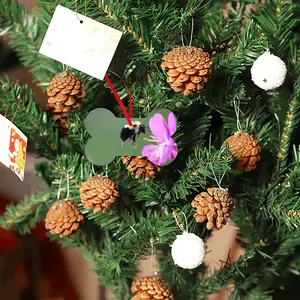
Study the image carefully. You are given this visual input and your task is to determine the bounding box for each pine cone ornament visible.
[122,156,161,181]
[192,188,234,230]
[223,131,261,172]
[46,72,86,124]
[131,276,174,300]
[45,200,84,238]
[80,176,120,213]
[161,46,212,96]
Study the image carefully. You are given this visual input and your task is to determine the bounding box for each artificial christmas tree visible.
[0,1,300,299]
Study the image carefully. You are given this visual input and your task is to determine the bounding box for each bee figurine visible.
[120,121,146,145]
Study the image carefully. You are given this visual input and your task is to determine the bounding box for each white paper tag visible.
[39,5,123,80]
[0,115,27,181]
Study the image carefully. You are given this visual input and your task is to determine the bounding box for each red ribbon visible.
[104,70,133,126]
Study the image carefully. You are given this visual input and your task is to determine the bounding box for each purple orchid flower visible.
[142,112,178,166]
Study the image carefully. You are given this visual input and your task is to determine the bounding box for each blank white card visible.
[39,5,123,80]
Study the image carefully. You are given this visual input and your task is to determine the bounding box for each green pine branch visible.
[0,1,299,299]
[254,1,300,56]
[194,235,300,299]
[276,78,300,172]
[91,0,153,53]
[0,0,109,96]
[0,79,60,158]
[49,229,136,299]
[0,0,61,82]
[259,146,300,230]
[213,20,268,76]
[0,192,52,234]
[195,1,244,51]
[194,247,262,299]
[171,147,234,200]
[51,204,203,300]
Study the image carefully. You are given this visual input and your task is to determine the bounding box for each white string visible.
[63,64,69,73]
[174,213,184,231]
[180,16,185,47]
[233,99,242,131]
[182,211,188,232]
[189,17,194,47]
[219,169,227,186]
[91,163,96,176]
[181,16,194,47]
[150,238,160,279]
[211,165,227,192]
[210,163,222,190]
[57,176,63,200]
[66,174,70,200]
[105,165,108,177]
[174,211,189,232]
[150,238,155,275]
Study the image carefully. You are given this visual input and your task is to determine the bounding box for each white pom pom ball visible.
[251,51,287,90]
[171,231,205,269]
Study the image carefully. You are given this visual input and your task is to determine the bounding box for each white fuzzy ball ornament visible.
[251,51,287,90]
[171,231,205,269]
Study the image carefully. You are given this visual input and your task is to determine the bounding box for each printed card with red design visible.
[0,114,27,181]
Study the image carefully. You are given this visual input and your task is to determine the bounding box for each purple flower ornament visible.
[142,112,178,166]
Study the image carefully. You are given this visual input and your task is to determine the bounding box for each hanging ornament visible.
[131,276,174,300]
[223,131,261,172]
[171,212,205,269]
[192,187,234,230]
[80,175,120,213]
[161,46,212,96]
[251,51,287,90]
[122,156,161,181]
[45,200,84,238]
[171,231,205,269]
[46,72,86,128]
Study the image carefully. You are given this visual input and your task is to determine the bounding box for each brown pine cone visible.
[122,156,160,181]
[45,200,84,238]
[223,131,261,172]
[46,72,86,126]
[161,46,212,96]
[192,188,234,230]
[80,176,120,213]
[131,276,174,300]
